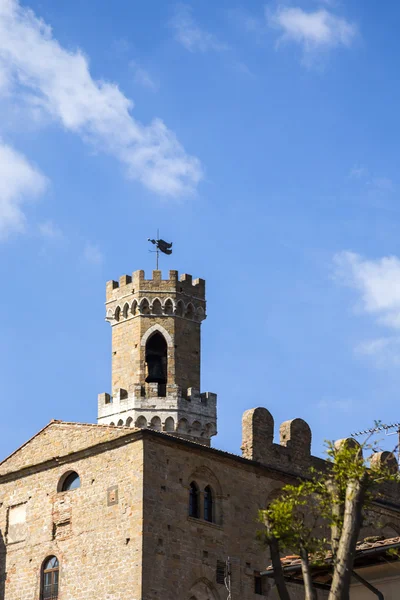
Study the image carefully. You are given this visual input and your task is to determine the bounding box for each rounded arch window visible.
[58,471,80,492]
[41,555,59,599]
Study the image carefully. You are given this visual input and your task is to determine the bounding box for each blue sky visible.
[1,0,400,460]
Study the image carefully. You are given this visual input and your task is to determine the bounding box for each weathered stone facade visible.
[1,414,399,599]
[0,266,400,599]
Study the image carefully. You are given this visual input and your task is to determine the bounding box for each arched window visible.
[59,471,80,492]
[185,303,195,319]
[164,298,174,315]
[175,300,184,317]
[145,332,167,385]
[140,298,150,315]
[135,415,147,428]
[150,416,162,431]
[189,481,199,518]
[41,556,59,599]
[164,416,175,432]
[152,298,162,315]
[204,486,213,522]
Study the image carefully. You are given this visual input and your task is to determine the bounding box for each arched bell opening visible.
[145,332,167,389]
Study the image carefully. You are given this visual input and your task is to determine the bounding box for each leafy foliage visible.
[258,433,400,599]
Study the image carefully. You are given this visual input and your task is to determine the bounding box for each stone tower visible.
[97,269,217,445]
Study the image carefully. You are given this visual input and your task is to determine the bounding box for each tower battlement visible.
[98,386,217,445]
[106,270,205,302]
[99,265,216,445]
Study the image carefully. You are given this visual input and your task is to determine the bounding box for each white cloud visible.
[334,251,400,367]
[268,6,356,59]
[0,0,202,197]
[38,220,63,240]
[334,252,400,329]
[0,141,47,238]
[355,337,400,368]
[83,242,103,266]
[171,4,228,53]
[130,61,158,92]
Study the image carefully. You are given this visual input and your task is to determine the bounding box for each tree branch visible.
[300,545,317,600]
[326,478,343,560]
[328,477,366,600]
[268,535,292,600]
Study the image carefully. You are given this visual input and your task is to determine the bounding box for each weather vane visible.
[148,230,173,269]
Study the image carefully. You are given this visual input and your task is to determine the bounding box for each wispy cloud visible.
[349,165,368,180]
[334,251,400,366]
[317,398,354,414]
[83,242,103,266]
[38,220,63,240]
[267,6,356,64]
[349,166,394,193]
[0,141,48,238]
[334,252,400,329]
[130,61,159,91]
[171,4,228,53]
[355,337,400,368]
[0,0,202,198]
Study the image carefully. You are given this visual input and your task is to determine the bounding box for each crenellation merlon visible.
[106,269,205,301]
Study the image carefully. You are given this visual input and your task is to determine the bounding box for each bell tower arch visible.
[97,269,217,446]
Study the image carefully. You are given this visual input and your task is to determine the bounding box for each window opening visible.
[204,486,213,523]
[61,472,80,492]
[41,556,59,600]
[145,332,167,385]
[254,575,263,595]
[216,560,226,585]
[189,481,199,518]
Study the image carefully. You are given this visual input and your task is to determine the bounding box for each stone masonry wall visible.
[141,432,328,600]
[0,431,144,600]
[106,270,206,394]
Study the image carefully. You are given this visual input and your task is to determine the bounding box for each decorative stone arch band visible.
[140,324,173,348]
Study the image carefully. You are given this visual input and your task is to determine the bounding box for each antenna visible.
[351,422,400,465]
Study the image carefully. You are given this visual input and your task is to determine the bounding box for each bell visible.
[145,355,166,384]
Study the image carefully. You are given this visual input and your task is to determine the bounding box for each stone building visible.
[0,268,399,600]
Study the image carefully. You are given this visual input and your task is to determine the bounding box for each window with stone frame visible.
[41,556,59,599]
[58,471,80,492]
[204,485,214,523]
[189,481,200,518]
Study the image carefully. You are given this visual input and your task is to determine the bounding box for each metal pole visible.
[156,229,159,270]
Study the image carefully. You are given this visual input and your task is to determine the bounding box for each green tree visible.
[258,437,399,600]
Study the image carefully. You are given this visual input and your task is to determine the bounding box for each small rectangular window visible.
[254,575,263,595]
[216,561,226,585]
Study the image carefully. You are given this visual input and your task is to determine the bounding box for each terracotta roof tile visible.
[266,536,400,571]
